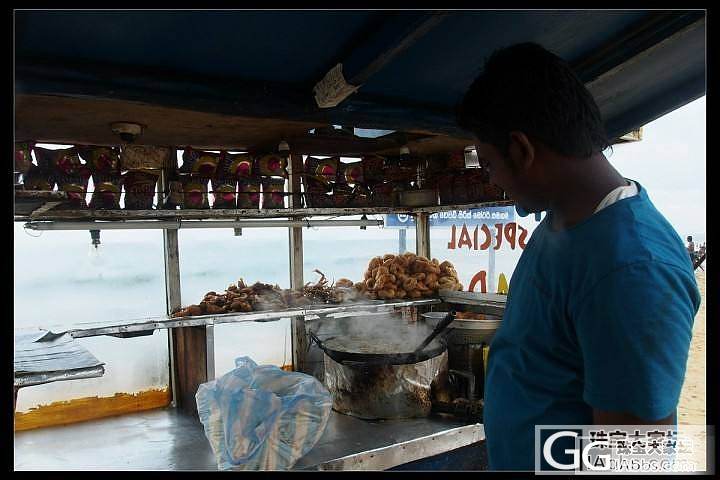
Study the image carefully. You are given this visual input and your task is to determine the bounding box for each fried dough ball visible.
[402,277,418,291]
[425,264,441,275]
[382,254,396,262]
[364,269,373,280]
[187,305,203,316]
[413,272,426,281]
[389,263,405,276]
[416,281,430,292]
[375,266,390,277]
[336,278,354,288]
[425,273,439,285]
[377,288,396,299]
[408,289,423,299]
[395,289,407,299]
[402,252,417,262]
[365,277,376,290]
[432,258,440,266]
[354,282,367,292]
[365,291,378,300]
[369,256,383,270]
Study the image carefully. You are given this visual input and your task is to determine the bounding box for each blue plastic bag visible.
[196,356,333,470]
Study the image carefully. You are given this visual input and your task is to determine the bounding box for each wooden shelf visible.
[17,200,514,222]
[40,298,442,338]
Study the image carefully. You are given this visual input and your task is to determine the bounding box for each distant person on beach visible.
[687,235,696,260]
[457,42,701,471]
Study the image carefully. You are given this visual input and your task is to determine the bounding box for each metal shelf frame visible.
[56,298,442,339]
[15,200,514,222]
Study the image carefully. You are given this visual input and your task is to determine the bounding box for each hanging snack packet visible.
[261,177,286,209]
[361,155,384,184]
[332,183,353,208]
[302,174,332,208]
[340,160,364,185]
[464,169,485,203]
[56,164,91,208]
[237,179,261,209]
[120,145,170,171]
[80,146,122,209]
[182,176,210,209]
[223,152,254,180]
[163,178,184,209]
[23,163,54,191]
[79,146,120,178]
[180,147,220,178]
[123,169,159,210]
[15,142,33,175]
[372,182,394,207]
[257,154,288,178]
[89,180,121,209]
[452,171,471,204]
[35,147,80,182]
[350,184,371,207]
[211,179,237,209]
[305,156,338,182]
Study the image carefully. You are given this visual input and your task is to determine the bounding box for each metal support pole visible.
[399,228,407,254]
[415,212,431,258]
[162,148,210,416]
[287,154,307,373]
[160,164,179,409]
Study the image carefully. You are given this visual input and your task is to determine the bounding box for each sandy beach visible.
[678,269,706,426]
[677,269,707,471]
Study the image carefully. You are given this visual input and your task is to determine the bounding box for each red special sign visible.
[447,222,528,251]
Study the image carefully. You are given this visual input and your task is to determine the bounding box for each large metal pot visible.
[308,314,449,420]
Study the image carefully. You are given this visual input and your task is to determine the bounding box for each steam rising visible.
[309,312,441,355]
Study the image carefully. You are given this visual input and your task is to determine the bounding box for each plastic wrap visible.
[196,356,333,471]
[323,351,448,420]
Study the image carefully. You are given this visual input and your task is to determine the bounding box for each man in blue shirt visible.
[456,43,701,470]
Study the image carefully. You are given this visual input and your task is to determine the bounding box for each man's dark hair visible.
[457,42,610,158]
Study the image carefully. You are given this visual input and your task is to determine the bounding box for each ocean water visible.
[13,219,536,410]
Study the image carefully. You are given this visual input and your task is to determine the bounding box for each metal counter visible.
[14,407,484,471]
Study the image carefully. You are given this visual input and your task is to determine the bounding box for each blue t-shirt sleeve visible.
[573,260,700,421]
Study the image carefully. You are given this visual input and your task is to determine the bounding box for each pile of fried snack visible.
[171,271,356,318]
[171,255,462,317]
[352,253,462,300]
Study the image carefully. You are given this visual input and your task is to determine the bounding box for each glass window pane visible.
[178,228,291,374]
[14,224,169,413]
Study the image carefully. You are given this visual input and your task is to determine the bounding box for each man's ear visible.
[507,131,535,172]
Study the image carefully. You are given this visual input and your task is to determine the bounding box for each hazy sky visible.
[604,96,706,241]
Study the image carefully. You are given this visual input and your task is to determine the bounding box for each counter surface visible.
[14,407,484,470]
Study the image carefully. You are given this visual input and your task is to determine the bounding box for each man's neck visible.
[547,153,627,230]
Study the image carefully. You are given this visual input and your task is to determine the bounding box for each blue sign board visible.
[385,206,516,228]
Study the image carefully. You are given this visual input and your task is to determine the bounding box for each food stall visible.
[13,10,705,471]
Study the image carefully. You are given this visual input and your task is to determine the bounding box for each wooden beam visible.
[15,60,465,138]
[170,326,208,417]
[287,154,307,373]
[572,11,705,83]
[313,12,450,107]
